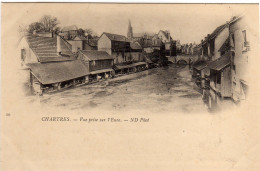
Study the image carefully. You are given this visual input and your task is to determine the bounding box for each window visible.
[242,30,247,43]
[216,73,221,84]
[21,49,26,62]
[242,30,250,51]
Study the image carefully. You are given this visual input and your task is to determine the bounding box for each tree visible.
[28,22,44,33]
[40,15,60,32]
[84,28,93,36]
[27,15,60,33]
[78,28,85,36]
[84,28,99,39]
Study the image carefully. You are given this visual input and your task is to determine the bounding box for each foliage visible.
[27,15,60,33]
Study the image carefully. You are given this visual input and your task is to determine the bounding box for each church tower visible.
[127,20,133,40]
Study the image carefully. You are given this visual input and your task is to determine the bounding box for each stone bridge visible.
[166,55,198,65]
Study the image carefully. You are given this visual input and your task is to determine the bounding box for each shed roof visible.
[79,50,114,61]
[208,52,231,71]
[27,60,89,84]
[193,62,208,71]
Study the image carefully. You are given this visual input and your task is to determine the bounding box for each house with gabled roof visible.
[208,22,229,60]
[60,25,78,40]
[158,30,172,43]
[18,33,75,66]
[98,32,131,64]
[18,32,90,94]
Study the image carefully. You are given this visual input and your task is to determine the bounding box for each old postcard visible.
[1,3,260,170]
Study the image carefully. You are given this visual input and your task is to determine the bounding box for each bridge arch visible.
[177,59,188,65]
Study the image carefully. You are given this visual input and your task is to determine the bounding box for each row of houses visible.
[180,43,199,56]
[192,15,251,105]
[18,21,176,95]
[127,20,177,57]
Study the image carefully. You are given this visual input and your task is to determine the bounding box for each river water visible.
[31,64,212,113]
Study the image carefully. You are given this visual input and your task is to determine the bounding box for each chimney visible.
[57,35,61,55]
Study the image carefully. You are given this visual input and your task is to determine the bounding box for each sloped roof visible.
[208,52,231,71]
[158,30,173,41]
[209,23,227,40]
[130,42,142,50]
[27,60,89,84]
[79,50,114,61]
[194,62,208,71]
[61,25,78,32]
[90,69,113,75]
[102,32,129,42]
[26,34,75,63]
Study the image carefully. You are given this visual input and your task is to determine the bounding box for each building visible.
[208,52,231,98]
[158,30,172,43]
[59,25,79,40]
[130,41,144,62]
[127,20,154,41]
[27,60,90,94]
[176,40,182,54]
[18,33,75,65]
[98,32,147,74]
[67,35,88,53]
[208,23,229,60]
[17,32,87,94]
[207,22,231,98]
[98,32,130,64]
[84,39,98,50]
[229,16,251,102]
[78,50,114,81]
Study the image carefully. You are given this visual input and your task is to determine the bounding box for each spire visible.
[127,19,133,40]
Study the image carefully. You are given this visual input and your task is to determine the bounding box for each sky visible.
[4,3,259,44]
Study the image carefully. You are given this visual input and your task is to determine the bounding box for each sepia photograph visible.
[1,2,260,171]
[5,3,258,113]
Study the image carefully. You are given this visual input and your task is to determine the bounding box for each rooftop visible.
[61,25,78,32]
[79,50,114,61]
[26,34,75,63]
[102,32,130,42]
[208,52,231,71]
[27,60,89,84]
